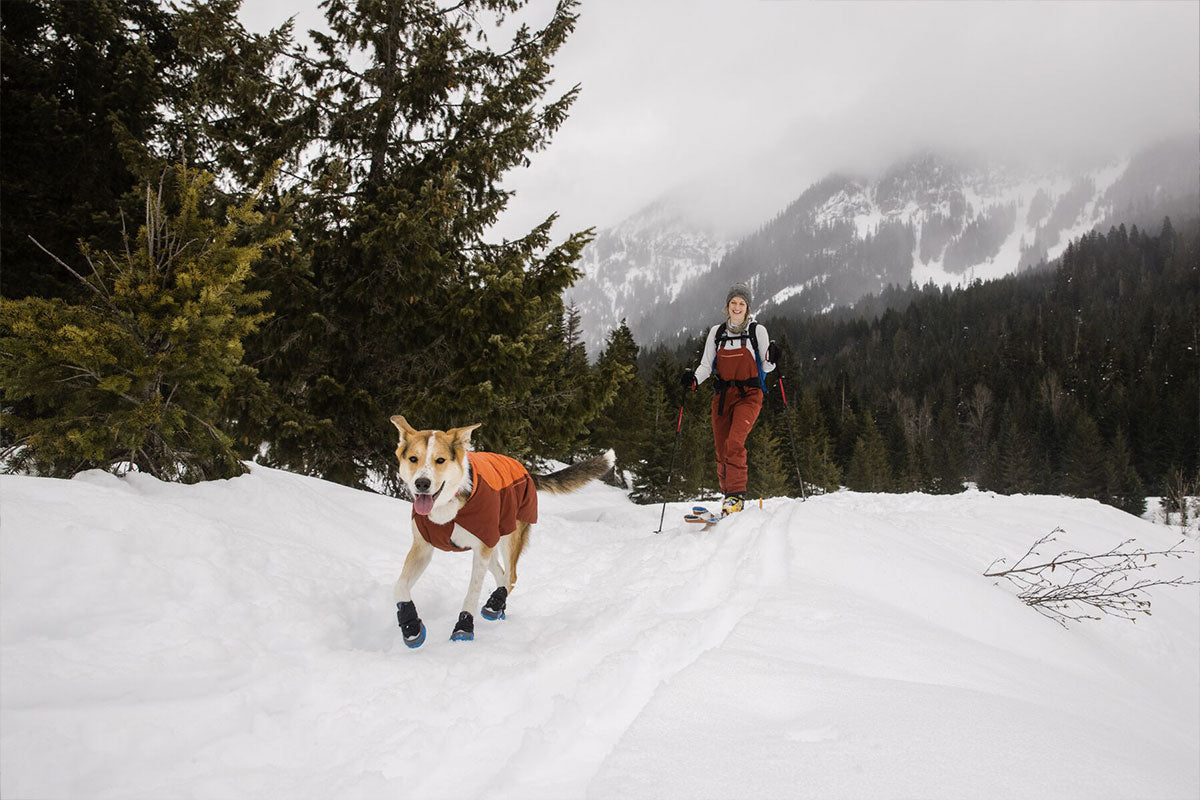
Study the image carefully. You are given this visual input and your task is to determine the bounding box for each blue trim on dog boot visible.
[397,601,426,649]
[403,622,426,648]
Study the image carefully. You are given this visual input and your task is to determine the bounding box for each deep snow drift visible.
[2,465,1197,799]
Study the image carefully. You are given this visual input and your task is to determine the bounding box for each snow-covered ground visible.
[2,465,1197,799]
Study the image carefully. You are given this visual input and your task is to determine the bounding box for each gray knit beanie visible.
[726,282,751,309]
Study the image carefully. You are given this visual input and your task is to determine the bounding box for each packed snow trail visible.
[2,465,1197,799]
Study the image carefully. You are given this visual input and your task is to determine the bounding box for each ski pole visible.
[654,400,687,533]
[777,375,808,501]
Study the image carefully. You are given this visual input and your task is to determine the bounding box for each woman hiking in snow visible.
[682,282,778,515]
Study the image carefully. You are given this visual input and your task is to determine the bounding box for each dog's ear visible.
[390,415,417,440]
[449,422,482,447]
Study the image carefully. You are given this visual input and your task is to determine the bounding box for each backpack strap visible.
[710,321,768,414]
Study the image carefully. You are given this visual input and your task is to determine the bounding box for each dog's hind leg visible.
[395,522,433,648]
[452,543,493,642]
[482,547,508,621]
[486,554,507,591]
[483,522,528,621]
[503,521,530,591]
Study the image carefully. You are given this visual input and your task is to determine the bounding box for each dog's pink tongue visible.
[413,493,436,516]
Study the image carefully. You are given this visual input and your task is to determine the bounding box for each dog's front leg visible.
[395,522,433,649]
[451,542,493,642]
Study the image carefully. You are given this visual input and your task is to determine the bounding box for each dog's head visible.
[391,415,481,516]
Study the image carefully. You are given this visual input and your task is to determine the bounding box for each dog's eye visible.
[408,456,418,463]
[435,457,445,464]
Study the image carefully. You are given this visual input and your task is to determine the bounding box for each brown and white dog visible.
[390,415,614,647]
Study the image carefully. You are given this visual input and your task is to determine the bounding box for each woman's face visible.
[727,295,748,322]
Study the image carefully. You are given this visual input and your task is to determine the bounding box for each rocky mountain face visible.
[568,136,1198,354]
[567,197,734,354]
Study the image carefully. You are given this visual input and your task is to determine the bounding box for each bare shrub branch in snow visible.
[985,528,1197,627]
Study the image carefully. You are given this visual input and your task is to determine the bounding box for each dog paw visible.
[397,601,426,649]
[481,586,508,621]
[450,611,474,642]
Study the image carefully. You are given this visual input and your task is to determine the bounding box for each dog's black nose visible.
[414,477,431,493]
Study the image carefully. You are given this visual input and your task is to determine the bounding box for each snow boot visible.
[397,601,426,649]
[451,611,475,642]
[721,493,745,515]
[481,586,508,621]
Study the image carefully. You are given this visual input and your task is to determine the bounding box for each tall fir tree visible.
[589,320,645,485]
[1106,428,1147,516]
[929,403,964,493]
[845,410,893,492]
[1062,409,1108,500]
[245,0,598,490]
[988,402,1037,494]
[630,352,687,502]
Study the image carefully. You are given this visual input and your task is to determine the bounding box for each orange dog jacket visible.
[412,452,538,551]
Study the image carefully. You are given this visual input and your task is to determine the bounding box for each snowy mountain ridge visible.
[2,465,1198,798]
[569,197,733,350]
[569,136,1198,353]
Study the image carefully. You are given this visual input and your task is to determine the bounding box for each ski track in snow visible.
[2,466,1198,799]
[0,468,784,800]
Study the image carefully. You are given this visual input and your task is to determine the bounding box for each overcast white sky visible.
[241,0,1199,240]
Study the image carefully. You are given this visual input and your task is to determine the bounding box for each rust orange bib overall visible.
[711,342,762,495]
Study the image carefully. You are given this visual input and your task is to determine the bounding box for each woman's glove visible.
[680,368,696,391]
[767,340,780,363]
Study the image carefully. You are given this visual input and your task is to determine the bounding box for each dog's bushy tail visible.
[532,449,615,495]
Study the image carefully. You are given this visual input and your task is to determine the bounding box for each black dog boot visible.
[397,601,426,649]
[481,586,508,620]
[450,611,474,642]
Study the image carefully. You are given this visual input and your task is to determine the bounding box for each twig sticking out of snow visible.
[985,528,1198,627]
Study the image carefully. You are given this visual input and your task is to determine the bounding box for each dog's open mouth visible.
[412,484,443,516]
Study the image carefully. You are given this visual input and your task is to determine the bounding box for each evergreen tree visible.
[845,410,892,492]
[929,403,964,493]
[246,0,594,490]
[1,0,176,301]
[833,402,860,475]
[524,303,619,463]
[0,166,284,480]
[746,418,790,500]
[962,382,994,482]
[1106,428,1147,516]
[1062,410,1108,500]
[990,404,1037,494]
[888,390,931,491]
[788,389,842,493]
[631,352,689,503]
[589,321,645,485]
[1,0,294,301]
